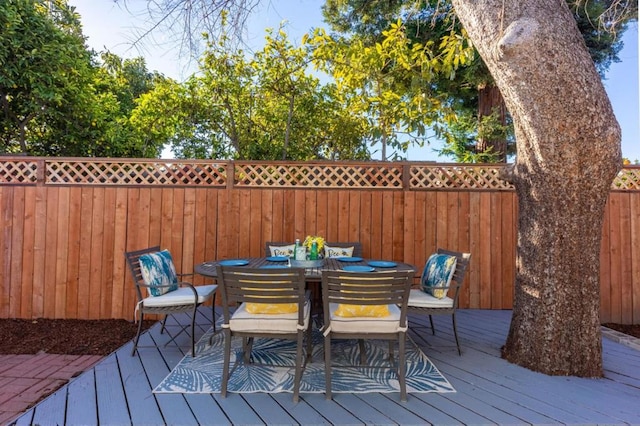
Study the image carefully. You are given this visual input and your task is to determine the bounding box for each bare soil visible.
[0,318,156,355]
[602,323,640,339]
[0,318,637,356]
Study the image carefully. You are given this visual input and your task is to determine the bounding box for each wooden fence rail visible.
[1,158,639,323]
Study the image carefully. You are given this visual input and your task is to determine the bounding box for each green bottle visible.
[309,241,318,260]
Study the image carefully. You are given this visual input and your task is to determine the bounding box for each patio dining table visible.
[194,256,417,315]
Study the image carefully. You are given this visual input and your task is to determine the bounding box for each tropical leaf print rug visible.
[154,327,455,395]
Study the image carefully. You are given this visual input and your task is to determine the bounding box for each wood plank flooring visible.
[14,309,640,425]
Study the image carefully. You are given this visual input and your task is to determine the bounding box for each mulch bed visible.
[0,318,637,356]
[603,323,640,339]
[0,318,156,355]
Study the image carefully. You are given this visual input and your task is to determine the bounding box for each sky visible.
[69,0,639,162]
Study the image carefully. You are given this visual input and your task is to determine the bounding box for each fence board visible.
[20,187,36,318]
[88,188,105,319]
[66,187,82,318]
[479,193,492,309]
[490,192,503,310]
[617,193,633,324]
[1,187,13,317]
[43,187,59,318]
[9,187,24,318]
[631,194,640,326]
[100,188,117,319]
[608,194,623,323]
[600,199,612,323]
[112,188,128,318]
[0,160,638,323]
[468,192,481,308]
[54,187,69,319]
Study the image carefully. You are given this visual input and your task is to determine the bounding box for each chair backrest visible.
[125,246,161,302]
[323,242,363,257]
[217,266,308,325]
[321,270,414,326]
[436,248,471,305]
[265,241,295,257]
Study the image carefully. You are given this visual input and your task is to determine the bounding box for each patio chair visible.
[323,241,363,258]
[321,269,414,401]
[125,246,218,357]
[407,248,471,355]
[216,265,312,403]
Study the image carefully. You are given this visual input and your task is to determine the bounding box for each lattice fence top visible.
[45,160,227,186]
[0,160,38,184]
[0,158,638,191]
[612,167,640,190]
[234,163,404,188]
[410,165,514,190]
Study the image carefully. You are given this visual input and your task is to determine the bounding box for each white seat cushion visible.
[229,301,310,333]
[407,289,454,308]
[142,284,217,308]
[328,302,401,334]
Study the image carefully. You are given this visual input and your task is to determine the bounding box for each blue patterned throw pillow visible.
[420,254,457,299]
[139,250,179,296]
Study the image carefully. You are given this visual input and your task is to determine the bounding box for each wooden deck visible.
[14,309,640,425]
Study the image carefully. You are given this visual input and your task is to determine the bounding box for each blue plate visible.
[368,260,397,268]
[266,256,289,262]
[342,265,374,272]
[336,257,363,262]
[260,264,288,269]
[218,259,249,266]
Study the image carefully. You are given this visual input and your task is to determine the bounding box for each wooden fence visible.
[1,158,639,323]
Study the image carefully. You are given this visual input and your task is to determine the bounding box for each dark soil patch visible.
[0,318,156,355]
[0,318,637,356]
[603,323,640,339]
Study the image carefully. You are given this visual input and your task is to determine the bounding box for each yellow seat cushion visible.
[245,302,298,314]
[334,304,390,317]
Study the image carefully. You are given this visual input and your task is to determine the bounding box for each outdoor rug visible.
[154,326,455,395]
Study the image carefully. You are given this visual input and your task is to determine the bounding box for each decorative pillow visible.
[139,250,179,297]
[269,244,295,257]
[334,304,390,317]
[324,245,354,258]
[420,254,457,299]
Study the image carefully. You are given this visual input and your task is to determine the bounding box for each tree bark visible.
[476,83,507,162]
[451,0,621,376]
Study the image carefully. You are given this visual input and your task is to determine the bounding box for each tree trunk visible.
[451,0,621,376]
[476,83,507,162]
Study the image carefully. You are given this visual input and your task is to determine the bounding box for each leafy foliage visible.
[131,25,371,160]
[0,0,161,157]
[321,0,635,162]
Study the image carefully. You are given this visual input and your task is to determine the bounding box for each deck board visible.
[65,368,97,425]
[15,309,640,425]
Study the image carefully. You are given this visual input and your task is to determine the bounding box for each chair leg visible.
[211,293,217,333]
[160,315,169,334]
[306,322,313,363]
[190,305,197,356]
[388,341,395,364]
[452,313,461,356]
[242,337,254,363]
[358,339,366,365]
[398,334,407,402]
[293,331,305,403]
[324,334,332,400]
[221,330,232,398]
[429,314,436,335]
[131,310,145,356]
